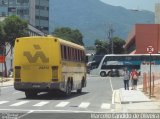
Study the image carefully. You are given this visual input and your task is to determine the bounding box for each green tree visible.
[95,37,125,55]
[112,37,126,54]
[0,22,7,77]
[0,22,5,46]
[95,39,109,55]
[2,15,29,76]
[52,27,84,45]
[3,15,28,47]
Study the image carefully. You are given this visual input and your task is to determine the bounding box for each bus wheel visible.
[77,88,82,94]
[25,91,37,99]
[77,80,83,94]
[65,81,72,96]
[100,71,106,77]
[108,71,112,77]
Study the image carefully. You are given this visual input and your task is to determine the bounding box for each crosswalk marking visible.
[55,102,70,107]
[0,101,9,105]
[78,102,90,108]
[0,100,112,110]
[33,101,49,107]
[101,103,111,109]
[10,101,29,106]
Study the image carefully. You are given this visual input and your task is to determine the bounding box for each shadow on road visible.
[18,91,89,100]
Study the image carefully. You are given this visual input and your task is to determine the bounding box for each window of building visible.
[9,0,15,5]
[17,0,29,4]
[0,0,8,5]
[35,16,49,20]
[8,7,16,12]
[1,12,6,16]
[17,9,29,15]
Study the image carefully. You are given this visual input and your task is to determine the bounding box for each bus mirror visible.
[85,56,89,63]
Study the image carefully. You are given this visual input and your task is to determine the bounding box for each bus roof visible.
[17,36,85,50]
[53,37,85,50]
[103,54,160,57]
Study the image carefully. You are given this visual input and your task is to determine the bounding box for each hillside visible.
[49,0,154,46]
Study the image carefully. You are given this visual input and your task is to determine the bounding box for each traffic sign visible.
[146,45,154,99]
[147,46,154,54]
[0,56,5,63]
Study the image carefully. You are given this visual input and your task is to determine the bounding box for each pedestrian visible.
[130,69,138,90]
[123,69,130,90]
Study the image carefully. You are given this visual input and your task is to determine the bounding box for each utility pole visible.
[107,24,114,54]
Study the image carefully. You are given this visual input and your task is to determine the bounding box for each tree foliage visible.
[0,15,29,77]
[0,22,5,46]
[52,27,84,45]
[112,37,126,54]
[95,37,126,55]
[3,15,28,47]
[95,39,109,55]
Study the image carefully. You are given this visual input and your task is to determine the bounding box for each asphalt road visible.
[0,75,125,119]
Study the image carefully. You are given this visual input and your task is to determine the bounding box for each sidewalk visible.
[0,77,14,87]
[114,85,160,112]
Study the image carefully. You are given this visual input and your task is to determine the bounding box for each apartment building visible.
[0,0,49,34]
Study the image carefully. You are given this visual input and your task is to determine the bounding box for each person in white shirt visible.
[123,69,130,90]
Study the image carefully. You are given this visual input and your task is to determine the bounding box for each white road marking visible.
[109,77,113,92]
[0,101,9,105]
[112,90,116,104]
[10,101,29,106]
[78,102,90,108]
[55,102,70,107]
[33,101,49,107]
[101,103,111,109]
[0,108,93,113]
[17,110,34,119]
[12,91,21,94]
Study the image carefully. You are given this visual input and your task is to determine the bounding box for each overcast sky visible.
[100,0,160,12]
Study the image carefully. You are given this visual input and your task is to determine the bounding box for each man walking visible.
[123,69,130,90]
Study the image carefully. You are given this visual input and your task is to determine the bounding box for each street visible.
[1,75,157,119]
[0,75,125,118]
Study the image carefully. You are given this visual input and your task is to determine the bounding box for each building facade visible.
[124,24,160,54]
[155,3,160,24]
[0,0,49,34]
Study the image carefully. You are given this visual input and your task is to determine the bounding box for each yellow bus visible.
[14,36,87,98]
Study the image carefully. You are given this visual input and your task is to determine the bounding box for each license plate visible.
[32,85,40,88]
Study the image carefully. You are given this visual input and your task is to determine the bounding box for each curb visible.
[0,79,11,83]
[0,78,14,87]
[0,85,13,87]
[113,90,122,111]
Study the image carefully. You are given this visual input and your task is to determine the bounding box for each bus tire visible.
[25,91,37,99]
[77,88,82,94]
[77,80,83,94]
[100,71,106,77]
[65,81,72,96]
[108,71,112,77]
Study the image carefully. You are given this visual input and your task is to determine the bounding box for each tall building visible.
[0,0,8,17]
[155,3,160,24]
[124,24,160,54]
[0,0,49,34]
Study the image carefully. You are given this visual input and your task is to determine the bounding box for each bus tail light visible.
[15,66,21,82]
[52,66,58,81]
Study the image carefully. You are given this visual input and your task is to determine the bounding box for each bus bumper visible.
[14,82,62,91]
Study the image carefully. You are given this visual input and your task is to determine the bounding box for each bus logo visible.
[23,45,49,63]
